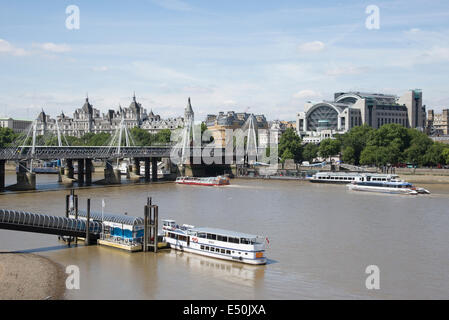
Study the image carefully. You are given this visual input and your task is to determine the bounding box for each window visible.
[210,247,215,252]
[228,237,239,244]
[217,235,228,242]
[226,250,231,255]
[198,233,206,238]
[240,238,250,244]
[221,249,225,254]
[207,234,217,240]
[200,245,204,250]
[205,246,209,251]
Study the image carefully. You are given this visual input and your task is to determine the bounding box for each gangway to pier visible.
[0,209,102,240]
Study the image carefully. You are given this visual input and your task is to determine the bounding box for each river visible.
[1,173,449,299]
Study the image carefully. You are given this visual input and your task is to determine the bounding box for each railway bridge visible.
[0,145,239,191]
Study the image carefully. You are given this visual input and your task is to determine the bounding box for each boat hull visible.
[166,242,267,265]
[175,181,228,186]
[347,184,418,195]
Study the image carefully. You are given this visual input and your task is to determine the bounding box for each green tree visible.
[341,146,356,164]
[318,138,341,161]
[338,124,373,164]
[0,127,16,147]
[404,129,433,165]
[442,148,449,165]
[154,129,171,144]
[302,143,319,163]
[130,127,152,146]
[423,142,446,166]
[278,128,303,163]
[360,145,388,166]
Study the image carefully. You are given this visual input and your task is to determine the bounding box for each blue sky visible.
[1,0,449,121]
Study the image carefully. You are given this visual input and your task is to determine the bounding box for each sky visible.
[0,0,449,121]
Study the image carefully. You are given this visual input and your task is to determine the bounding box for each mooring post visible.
[65,194,70,218]
[154,205,158,253]
[85,198,91,246]
[143,204,149,252]
[74,193,78,244]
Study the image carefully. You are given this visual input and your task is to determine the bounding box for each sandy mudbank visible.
[0,253,66,300]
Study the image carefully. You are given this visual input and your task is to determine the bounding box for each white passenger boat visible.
[347,175,430,195]
[309,172,400,184]
[161,220,267,265]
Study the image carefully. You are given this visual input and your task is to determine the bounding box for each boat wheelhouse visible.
[175,176,230,186]
[161,220,267,265]
[309,172,399,184]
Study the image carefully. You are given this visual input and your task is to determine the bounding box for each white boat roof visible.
[190,227,260,239]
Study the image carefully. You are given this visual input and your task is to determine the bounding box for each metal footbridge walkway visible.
[0,209,102,238]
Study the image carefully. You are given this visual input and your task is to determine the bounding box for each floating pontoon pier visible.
[0,189,165,252]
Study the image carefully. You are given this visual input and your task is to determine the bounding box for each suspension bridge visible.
[0,99,268,191]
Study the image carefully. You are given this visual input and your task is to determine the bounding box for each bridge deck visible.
[0,209,102,238]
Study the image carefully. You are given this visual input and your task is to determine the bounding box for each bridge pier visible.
[0,160,5,191]
[77,159,85,185]
[103,160,121,184]
[134,158,141,175]
[65,159,74,179]
[151,157,158,182]
[85,159,92,186]
[144,158,150,182]
[7,161,36,191]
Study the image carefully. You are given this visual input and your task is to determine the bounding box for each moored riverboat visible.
[309,172,399,184]
[175,176,230,186]
[162,220,267,265]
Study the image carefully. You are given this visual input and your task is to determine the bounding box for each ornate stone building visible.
[427,109,449,135]
[35,94,188,137]
[205,111,268,147]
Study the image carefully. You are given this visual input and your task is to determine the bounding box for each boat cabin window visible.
[228,237,239,244]
[163,220,176,228]
[240,238,250,244]
[217,235,228,242]
[207,233,217,240]
[198,233,206,238]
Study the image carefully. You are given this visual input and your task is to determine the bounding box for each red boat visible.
[175,176,230,186]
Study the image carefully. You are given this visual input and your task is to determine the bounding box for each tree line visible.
[278,124,449,167]
[0,127,172,147]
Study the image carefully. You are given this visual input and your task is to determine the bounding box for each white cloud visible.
[92,66,109,72]
[150,0,191,11]
[297,41,325,53]
[293,89,321,99]
[326,65,370,76]
[0,39,27,56]
[420,46,449,63]
[33,42,71,53]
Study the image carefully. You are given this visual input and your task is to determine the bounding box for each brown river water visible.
[1,173,449,299]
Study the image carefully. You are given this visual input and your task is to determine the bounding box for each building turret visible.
[185,97,194,121]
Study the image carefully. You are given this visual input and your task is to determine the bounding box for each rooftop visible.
[190,227,261,239]
[76,210,144,226]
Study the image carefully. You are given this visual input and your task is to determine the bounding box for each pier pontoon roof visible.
[76,210,144,226]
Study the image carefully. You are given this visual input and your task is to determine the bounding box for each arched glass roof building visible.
[296,90,426,143]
